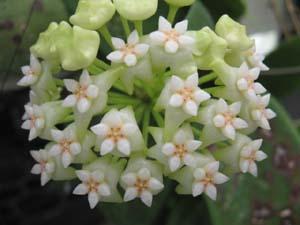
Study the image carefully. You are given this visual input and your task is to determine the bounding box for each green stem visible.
[87,64,103,75]
[203,86,222,94]
[113,80,127,93]
[135,104,146,123]
[167,5,179,24]
[108,92,140,102]
[99,25,113,48]
[120,16,131,37]
[152,111,164,127]
[199,73,218,85]
[61,114,74,123]
[142,107,151,145]
[54,78,64,86]
[134,20,143,36]
[94,58,110,70]
[107,97,141,106]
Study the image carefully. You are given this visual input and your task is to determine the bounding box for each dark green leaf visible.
[262,37,300,97]
[200,0,246,20]
[186,1,214,30]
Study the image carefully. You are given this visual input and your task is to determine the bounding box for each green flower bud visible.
[165,0,195,7]
[70,0,115,30]
[215,15,254,51]
[113,0,158,21]
[31,21,100,71]
[191,28,228,70]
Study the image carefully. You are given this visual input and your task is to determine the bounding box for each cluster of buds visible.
[19,0,276,208]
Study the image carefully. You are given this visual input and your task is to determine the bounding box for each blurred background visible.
[1,0,300,225]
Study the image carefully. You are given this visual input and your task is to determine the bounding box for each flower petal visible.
[169,155,181,172]
[88,191,99,209]
[91,123,110,137]
[124,54,137,67]
[169,94,184,107]
[73,183,89,195]
[159,16,172,31]
[107,51,124,63]
[124,187,138,202]
[98,183,111,196]
[192,182,204,197]
[127,30,139,45]
[117,138,131,156]
[134,44,149,56]
[140,190,153,207]
[62,95,77,107]
[86,85,99,99]
[165,40,179,53]
[148,178,164,191]
[64,79,79,92]
[100,138,115,155]
[137,168,151,180]
[112,37,125,49]
[232,118,248,129]
[62,152,73,168]
[162,143,176,156]
[77,98,91,113]
[122,173,137,186]
[185,140,202,151]
[150,31,166,44]
[205,184,217,200]
[213,172,229,184]
[222,124,236,140]
[183,100,198,116]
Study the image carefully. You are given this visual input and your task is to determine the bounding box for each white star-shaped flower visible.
[30,149,55,186]
[21,104,45,141]
[17,54,42,86]
[250,94,276,130]
[236,62,266,100]
[239,139,267,176]
[62,70,99,113]
[245,45,269,71]
[150,16,195,54]
[192,161,229,200]
[73,170,111,209]
[91,109,141,156]
[162,129,201,172]
[48,128,81,168]
[122,168,164,207]
[213,99,248,140]
[107,30,149,67]
[168,73,211,116]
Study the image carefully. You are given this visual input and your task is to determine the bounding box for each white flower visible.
[17,54,42,86]
[49,128,81,168]
[162,129,201,172]
[239,139,267,176]
[122,168,164,207]
[62,70,99,113]
[213,99,248,140]
[107,30,149,67]
[236,62,266,100]
[245,45,269,71]
[250,94,276,130]
[73,170,111,209]
[192,161,229,200]
[150,16,195,54]
[91,109,142,156]
[168,73,211,116]
[30,149,55,186]
[21,104,45,141]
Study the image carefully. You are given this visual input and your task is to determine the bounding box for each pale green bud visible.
[113,0,158,21]
[215,15,254,51]
[31,21,100,71]
[70,0,115,30]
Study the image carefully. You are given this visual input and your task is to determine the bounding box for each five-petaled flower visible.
[73,170,111,209]
[250,94,276,130]
[91,109,142,156]
[49,128,81,168]
[63,70,99,113]
[239,139,267,176]
[192,161,229,200]
[162,129,201,172]
[107,30,150,67]
[169,73,211,116]
[150,16,195,54]
[17,54,42,86]
[236,62,266,100]
[122,168,164,207]
[21,104,45,141]
[245,45,269,71]
[30,149,55,186]
[213,99,248,140]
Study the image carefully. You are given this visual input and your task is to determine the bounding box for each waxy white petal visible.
[169,155,181,172]
[124,187,138,202]
[100,138,115,155]
[138,168,151,181]
[183,100,198,116]
[63,95,77,107]
[122,173,137,186]
[213,114,226,128]
[121,123,138,136]
[51,129,64,142]
[265,109,276,119]
[127,30,139,45]
[249,162,258,177]
[77,98,91,113]
[112,37,125,49]
[31,164,42,174]
[124,54,137,67]
[140,190,153,207]
[49,144,62,156]
[240,159,250,173]
[162,143,176,156]
[205,184,217,200]
[107,51,124,63]
[178,35,195,46]
[88,191,99,209]
[173,129,186,145]
[185,140,202,151]
[174,20,188,34]
[117,138,131,156]
[159,16,172,31]
[165,40,179,53]
[91,123,110,137]
[98,183,111,196]
[134,44,149,56]
[183,154,195,167]
[41,172,51,186]
[213,172,229,184]
[70,142,81,155]
[148,178,164,191]
[255,151,267,161]
[232,118,248,129]
[73,183,89,195]
[185,73,198,88]
[64,79,79,92]
[192,182,204,197]
[76,170,91,182]
[150,31,166,44]
[193,89,210,104]
[205,161,219,174]
[169,94,184,107]
[193,168,205,180]
[62,152,72,168]
[222,124,236,140]
[21,120,31,130]
[86,85,99,99]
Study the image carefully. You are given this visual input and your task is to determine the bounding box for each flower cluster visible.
[19,0,276,209]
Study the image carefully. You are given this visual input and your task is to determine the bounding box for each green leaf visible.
[200,0,246,20]
[262,37,300,97]
[186,1,214,30]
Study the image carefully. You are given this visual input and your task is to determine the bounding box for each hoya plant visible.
[18,0,276,209]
